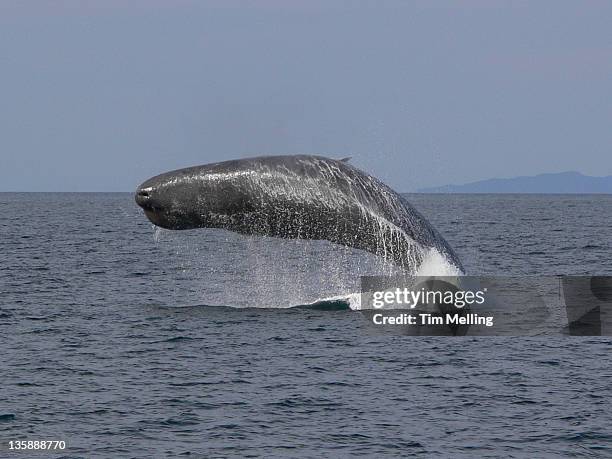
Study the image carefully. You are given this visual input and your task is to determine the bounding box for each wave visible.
[293,297,353,311]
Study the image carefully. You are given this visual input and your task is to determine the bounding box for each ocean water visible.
[1,193,611,458]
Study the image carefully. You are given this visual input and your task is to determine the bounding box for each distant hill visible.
[417,171,612,194]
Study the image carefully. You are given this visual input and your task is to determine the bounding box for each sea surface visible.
[1,193,612,458]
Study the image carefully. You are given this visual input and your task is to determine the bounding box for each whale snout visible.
[135,175,200,230]
[135,178,167,215]
[135,185,163,212]
[135,183,170,228]
[135,187,152,208]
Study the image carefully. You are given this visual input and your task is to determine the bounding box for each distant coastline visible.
[417,171,612,194]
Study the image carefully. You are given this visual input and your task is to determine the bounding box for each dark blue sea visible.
[1,193,611,458]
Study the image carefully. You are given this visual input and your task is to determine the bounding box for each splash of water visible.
[416,248,463,277]
[153,226,164,243]
[150,225,461,310]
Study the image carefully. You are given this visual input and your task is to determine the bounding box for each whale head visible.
[135,160,258,231]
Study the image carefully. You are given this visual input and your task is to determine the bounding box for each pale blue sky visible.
[1,1,611,191]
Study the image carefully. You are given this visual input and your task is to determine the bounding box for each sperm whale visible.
[135,155,463,274]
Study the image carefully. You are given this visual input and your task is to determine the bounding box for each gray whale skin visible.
[135,154,462,273]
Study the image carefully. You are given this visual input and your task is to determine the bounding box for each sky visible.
[1,0,611,191]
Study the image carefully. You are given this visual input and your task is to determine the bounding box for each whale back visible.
[238,155,463,272]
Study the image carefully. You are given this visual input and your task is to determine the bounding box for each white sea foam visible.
[416,248,463,277]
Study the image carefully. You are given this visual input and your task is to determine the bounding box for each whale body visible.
[135,155,463,273]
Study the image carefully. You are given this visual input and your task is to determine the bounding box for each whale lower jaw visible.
[143,210,180,229]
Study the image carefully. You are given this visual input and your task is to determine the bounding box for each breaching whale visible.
[135,155,463,274]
